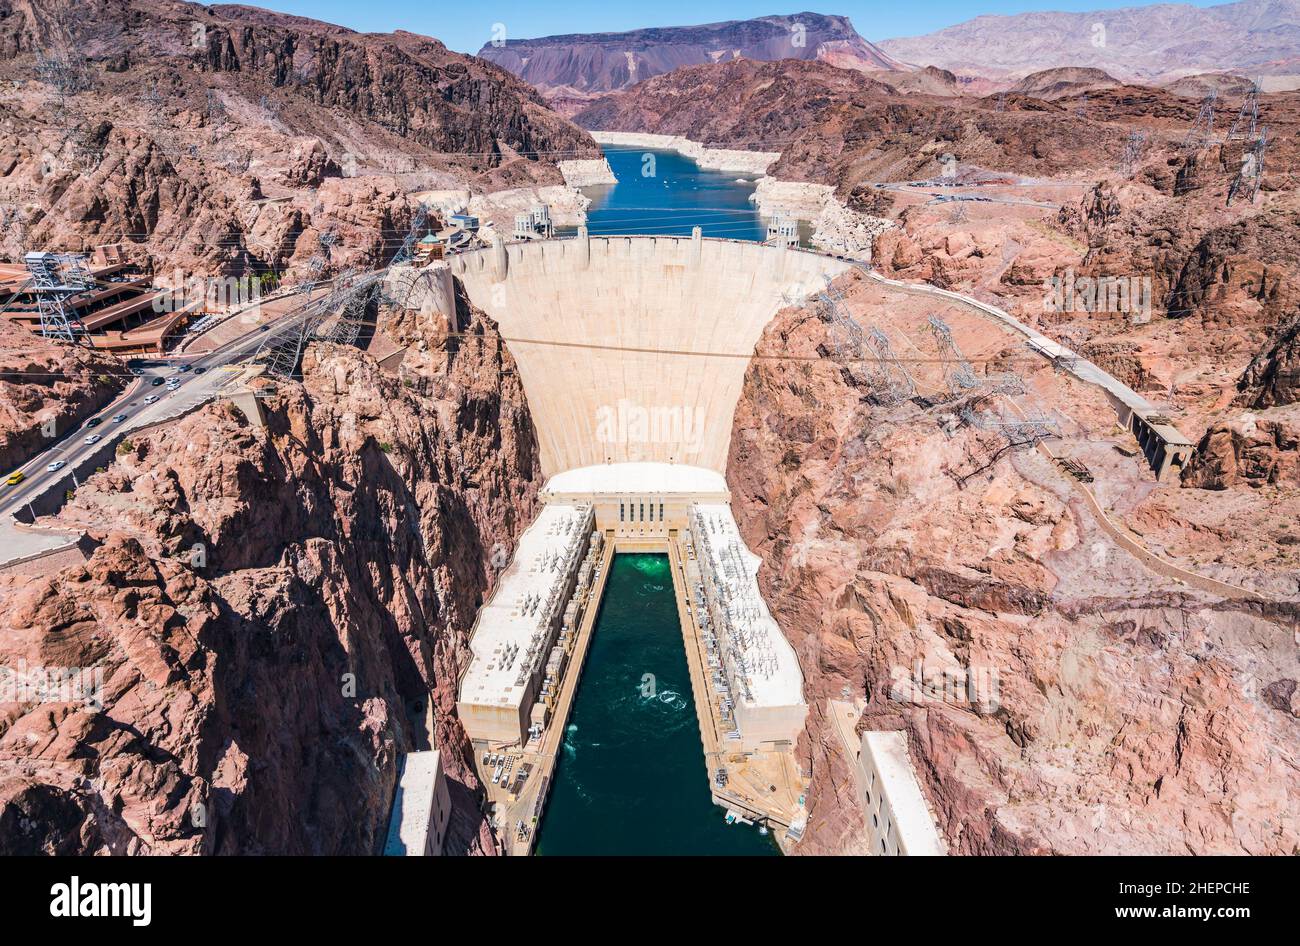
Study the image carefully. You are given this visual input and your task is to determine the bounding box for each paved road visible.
[1,285,326,519]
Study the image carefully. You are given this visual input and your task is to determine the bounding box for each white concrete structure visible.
[457,503,595,746]
[857,731,947,856]
[544,462,728,499]
[451,231,848,476]
[383,750,451,856]
[688,503,807,750]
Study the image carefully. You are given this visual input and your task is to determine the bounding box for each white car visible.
[144,394,160,404]
[83,435,101,445]
[47,460,66,472]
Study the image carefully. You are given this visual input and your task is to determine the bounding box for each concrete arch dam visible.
[447,231,849,477]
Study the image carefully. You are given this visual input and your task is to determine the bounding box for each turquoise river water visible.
[558,145,811,245]
[537,147,782,855]
[535,554,777,856]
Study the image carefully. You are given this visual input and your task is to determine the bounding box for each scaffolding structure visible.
[23,252,91,343]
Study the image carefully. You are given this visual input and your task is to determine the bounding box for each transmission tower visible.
[1227,82,1260,140]
[24,252,91,344]
[818,281,864,360]
[315,269,377,346]
[296,230,336,290]
[1119,130,1147,176]
[960,397,1059,443]
[864,327,917,406]
[34,51,92,107]
[1227,126,1268,205]
[927,315,980,395]
[1183,89,1217,148]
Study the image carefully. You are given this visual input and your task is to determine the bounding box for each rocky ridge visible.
[0,289,543,854]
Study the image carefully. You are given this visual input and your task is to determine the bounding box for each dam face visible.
[445,232,840,852]
[450,232,848,476]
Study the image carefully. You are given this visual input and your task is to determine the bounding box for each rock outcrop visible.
[0,0,596,276]
[0,318,123,474]
[727,284,1300,855]
[0,289,543,854]
[1181,409,1300,488]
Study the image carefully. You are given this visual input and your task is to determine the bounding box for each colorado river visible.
[561,146,810,244]
[535,554,777,856]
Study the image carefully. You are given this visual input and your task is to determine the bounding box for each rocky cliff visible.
[0,317,125,474]
[0,289,543,854]
[0,0,596,276]
[727,274,1300,855]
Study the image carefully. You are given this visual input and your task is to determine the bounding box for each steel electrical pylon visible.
[1227,126,1268,205]
[24,252,91,344]
[864,327,917,406]
[927,314,980,394]
[1227,82,1260,141]
[1184,89,1217,148]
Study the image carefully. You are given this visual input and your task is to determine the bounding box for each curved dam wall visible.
[449,232,849,477]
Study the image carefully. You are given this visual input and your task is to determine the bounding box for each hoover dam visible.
[448,229,849,473]
[436,229,848,852]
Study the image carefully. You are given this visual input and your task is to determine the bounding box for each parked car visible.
[46,460,66,472]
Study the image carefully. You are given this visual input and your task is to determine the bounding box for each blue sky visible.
[254,0,1232,54]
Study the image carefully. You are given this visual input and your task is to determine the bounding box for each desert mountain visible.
[879,0,1300,81]
[0,0,595,274]
[477,11,905,107]
[1011,66,1122,99]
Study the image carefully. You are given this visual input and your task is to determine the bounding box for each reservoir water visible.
[560,145,811,245]
[535,554,778,856]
